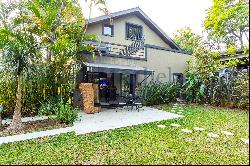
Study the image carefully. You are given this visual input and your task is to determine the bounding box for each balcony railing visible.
[85,40,146,60]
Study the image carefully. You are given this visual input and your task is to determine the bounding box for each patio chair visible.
[133,96,144,112]
[113,95,129,112]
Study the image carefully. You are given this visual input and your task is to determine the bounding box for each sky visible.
[79,0,213,38]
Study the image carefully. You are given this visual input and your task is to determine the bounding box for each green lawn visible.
[0,105,249,165]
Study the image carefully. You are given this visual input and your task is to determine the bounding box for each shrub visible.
[138,82,180,106]
[56,100,78,124]
[38,97,61,116]
[183,71,206,103]
[231,71,249,109]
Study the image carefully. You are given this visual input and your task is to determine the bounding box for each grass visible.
[0,105,249,165]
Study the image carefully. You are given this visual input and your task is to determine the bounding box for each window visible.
[173,73,184,85]
[103,24,114,36]
[126,23,143,40]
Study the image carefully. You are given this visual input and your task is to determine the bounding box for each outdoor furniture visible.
[124,94,144,112]
[113,95,129,112]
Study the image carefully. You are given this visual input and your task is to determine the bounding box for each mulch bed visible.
[0,119,70,137]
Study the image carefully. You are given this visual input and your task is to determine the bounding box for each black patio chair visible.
[113,94,129,112]
[123,94,144,112]
[132,95,144,112]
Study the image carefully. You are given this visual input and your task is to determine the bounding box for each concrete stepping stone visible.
[180,129,192,133]
[171,110,176,113]
[240,138,249,144]
[194,127,204,131]
[170,123,181,127]
[179,110,184,112]
[221,131,234,136]
[177,112,183,114]
[157,125,166,128]
[207,132,219,138]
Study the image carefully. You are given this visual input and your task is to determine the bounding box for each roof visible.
[83,62,154,75]
[88,7,181,50]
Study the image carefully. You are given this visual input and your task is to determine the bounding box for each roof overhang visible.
[88,7,181,50]
[83,62,154,75]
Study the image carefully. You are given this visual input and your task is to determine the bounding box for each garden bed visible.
[0,119,70,137]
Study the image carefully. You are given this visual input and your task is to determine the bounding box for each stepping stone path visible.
[170,123,181,127]
[194,127,205,131]
[180,129,192,133]
[207,132,219,138]
[240,138,249,144]
[157,125,166,128]
[221,131,234,136]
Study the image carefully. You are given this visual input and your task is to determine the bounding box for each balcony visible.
[85,40,146,60]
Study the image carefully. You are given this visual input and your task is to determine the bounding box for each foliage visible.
[55,100,78,124]
[0,105,248,165]
[138,82,180,106]
[38,96,61,116]
[0,0,104,120]
[0,1,42,128]
[183,71,205,103]
[204,0,249,49]
[0,70,16,112]
[231,71,249,109]
[173,27,202,54]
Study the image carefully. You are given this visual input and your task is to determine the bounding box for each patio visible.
[0,107,183,145]
[73,107,184,135]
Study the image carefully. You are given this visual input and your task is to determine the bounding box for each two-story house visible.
[74,7,191,107]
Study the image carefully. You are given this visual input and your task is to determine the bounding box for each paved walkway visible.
[74,107,183,135]
[0,107,183,145]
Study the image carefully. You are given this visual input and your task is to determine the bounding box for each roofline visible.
[88,7,181,50]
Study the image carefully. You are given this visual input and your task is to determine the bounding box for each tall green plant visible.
[138,82,180,106]
[0,1,41,129]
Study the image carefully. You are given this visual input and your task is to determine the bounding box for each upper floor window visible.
[126,23,143,40]
[103,24,114,36]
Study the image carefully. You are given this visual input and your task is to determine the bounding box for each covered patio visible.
[76,62,154,110]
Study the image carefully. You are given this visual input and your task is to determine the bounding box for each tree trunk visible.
[239,33,244,50]
[8,74,23,130]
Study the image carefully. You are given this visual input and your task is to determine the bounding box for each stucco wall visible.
[84,47,191,83]
[142,48,191,83]
[87,15,171,48]
[85,13,191,84]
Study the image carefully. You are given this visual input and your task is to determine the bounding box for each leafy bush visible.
[183,71,206,103]
[56,100,78,124]
[138,82,180,106]
[39,97,78,124]
[38,97,61,116]
[231,71,249,109]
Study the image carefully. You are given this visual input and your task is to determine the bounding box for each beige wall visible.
[85,14,192,84]
[87,15,171,48]
[143,48,191,83]
[85,48,191,83]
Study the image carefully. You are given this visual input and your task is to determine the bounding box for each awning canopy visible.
[83,62,154,75]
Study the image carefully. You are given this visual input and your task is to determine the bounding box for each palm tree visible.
[0,1,40,130]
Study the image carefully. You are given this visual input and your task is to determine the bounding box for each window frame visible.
[102,23,114,37]
[125,22,143,41]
